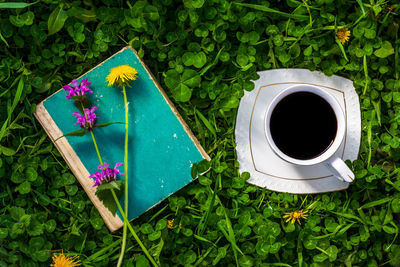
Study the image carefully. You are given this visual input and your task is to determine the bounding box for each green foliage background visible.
[1,0,400,266]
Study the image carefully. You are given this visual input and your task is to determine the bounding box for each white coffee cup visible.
[264,84,354,183]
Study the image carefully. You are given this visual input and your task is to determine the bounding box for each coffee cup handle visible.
[325,157,355,183]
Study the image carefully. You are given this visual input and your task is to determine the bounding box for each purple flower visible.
[90,162,124,187]
[72,106,98,130]
[63,78,93,101]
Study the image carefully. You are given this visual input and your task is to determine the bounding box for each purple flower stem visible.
[90,130,103,166]
[78,101,102,164]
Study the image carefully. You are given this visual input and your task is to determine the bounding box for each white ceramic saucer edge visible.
[235,69,361,194]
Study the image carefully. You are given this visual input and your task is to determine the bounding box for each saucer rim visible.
[235,69,361,194]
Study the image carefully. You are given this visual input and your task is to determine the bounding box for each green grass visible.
[1,0,400,266]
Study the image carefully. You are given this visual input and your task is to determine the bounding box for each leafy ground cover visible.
[1,0,400,266]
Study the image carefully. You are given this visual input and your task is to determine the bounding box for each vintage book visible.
[34,47,210,231]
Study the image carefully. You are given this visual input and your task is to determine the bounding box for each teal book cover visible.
[35,47,209,231]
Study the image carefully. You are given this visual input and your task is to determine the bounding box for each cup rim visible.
[264,84,346,166]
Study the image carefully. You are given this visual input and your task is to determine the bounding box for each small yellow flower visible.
[337,28,351,44]
[167,219,174,229]
[106,65,138,88]
[283,209,308,225]
[51,251,80,267]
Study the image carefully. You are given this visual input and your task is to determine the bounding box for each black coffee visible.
[269,91,337,160]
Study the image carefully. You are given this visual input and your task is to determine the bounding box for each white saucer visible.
[235,69,361,194]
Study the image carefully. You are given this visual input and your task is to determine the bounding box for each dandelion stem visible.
[81,92,127,267]
[122,86,129,219]
[78,73,151,265]
[88,121,156,266]
[110,188,159,267]
[117,85,129,267]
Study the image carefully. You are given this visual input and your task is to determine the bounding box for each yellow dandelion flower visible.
[51,251,80,267]
[283,209,308,225]
[167,219,174,229]
[106,65,138,88]
[337,28,351,44]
